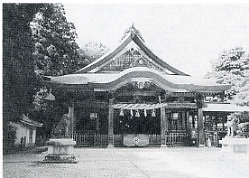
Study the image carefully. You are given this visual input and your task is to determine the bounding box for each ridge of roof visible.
[120,24,145,42]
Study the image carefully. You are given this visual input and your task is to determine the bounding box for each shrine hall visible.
[44,25,236,148]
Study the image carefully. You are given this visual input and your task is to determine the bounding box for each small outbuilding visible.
[10,114,43,147]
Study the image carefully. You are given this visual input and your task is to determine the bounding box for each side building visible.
[10,114,43,148]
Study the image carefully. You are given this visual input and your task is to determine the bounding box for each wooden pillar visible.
[197,108,204,146]
[182,111,186,129]
[165,111,169,132]
[108,99,114,148]
[222,114,226,130]
[160,106,166,147]
[186,111,191,144]
[32,129,36,144]
[26,129,30,146]
[68,103,74,139]
[96,116,100,131]
[196,94,204,146]
[186,111,190,130]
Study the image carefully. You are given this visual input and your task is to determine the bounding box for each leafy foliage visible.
[3,3,110,145]
[205,47,249,106]
[81,42,109,62]
[31,3,80,76]
[3,121,17,154]
[74,42,109,69]
[3,3,44,152]
[32,87,49,111]
[3,3,42,122]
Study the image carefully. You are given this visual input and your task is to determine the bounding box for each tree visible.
[3,3,43,152]
[81,41,109,62]
[205,47,249,106]
[29,4,83,140]
[3,3,43,122]
[30,3,80,76]
[75,48,92,67]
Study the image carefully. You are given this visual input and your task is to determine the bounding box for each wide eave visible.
[45,67,230,93]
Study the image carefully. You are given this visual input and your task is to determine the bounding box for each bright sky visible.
[63,3,249,78]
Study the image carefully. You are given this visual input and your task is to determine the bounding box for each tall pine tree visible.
[205,47,249,106]
[31,3,79,76]
[3,3,43,152]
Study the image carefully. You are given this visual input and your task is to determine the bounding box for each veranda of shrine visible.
[44,25,249,148]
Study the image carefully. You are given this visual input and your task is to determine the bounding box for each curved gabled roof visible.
[74,26,189,76]
[20,114,43,127]
[44,26,231,95]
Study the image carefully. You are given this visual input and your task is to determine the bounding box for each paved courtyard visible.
[3,147,249,178]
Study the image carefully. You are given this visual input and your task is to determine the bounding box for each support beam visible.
[68,104,74,139]
[32,129,36,144]
[26,129,30,146]
[186,111,191,140]
[108,99,114,148]
[186,111,190,130]
[160,106,166,147]
[197,108,204,146]
[196,94,205,147]
[182,111,186,130]
[96,117,100,131]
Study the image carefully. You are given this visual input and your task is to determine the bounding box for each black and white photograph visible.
[3,2,249,178]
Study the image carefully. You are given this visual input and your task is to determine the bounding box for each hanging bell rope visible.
[130,109,133,117]
[144,109,147,117]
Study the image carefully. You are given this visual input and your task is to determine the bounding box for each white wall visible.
[9,122,37,147]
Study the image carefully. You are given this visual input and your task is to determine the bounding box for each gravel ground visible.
[3,147,249,178]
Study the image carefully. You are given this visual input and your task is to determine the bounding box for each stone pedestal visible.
[220,137,249,160]
[41,138,78,163]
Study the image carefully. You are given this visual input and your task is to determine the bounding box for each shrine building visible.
[44,25,235,148]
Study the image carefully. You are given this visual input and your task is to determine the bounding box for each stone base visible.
[40,138,78,163]
[220,137,249,153]
[39,154,78,164]
[107,144,114,148]
[160,144,167,148]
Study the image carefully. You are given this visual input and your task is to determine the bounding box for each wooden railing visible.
[73,132,108,148]
[74,132,189,147]
[73,132,160,147]
[166,132,187,146]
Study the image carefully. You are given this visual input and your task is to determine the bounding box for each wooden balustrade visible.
[166,132,187,146]
[73,132,160,147]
